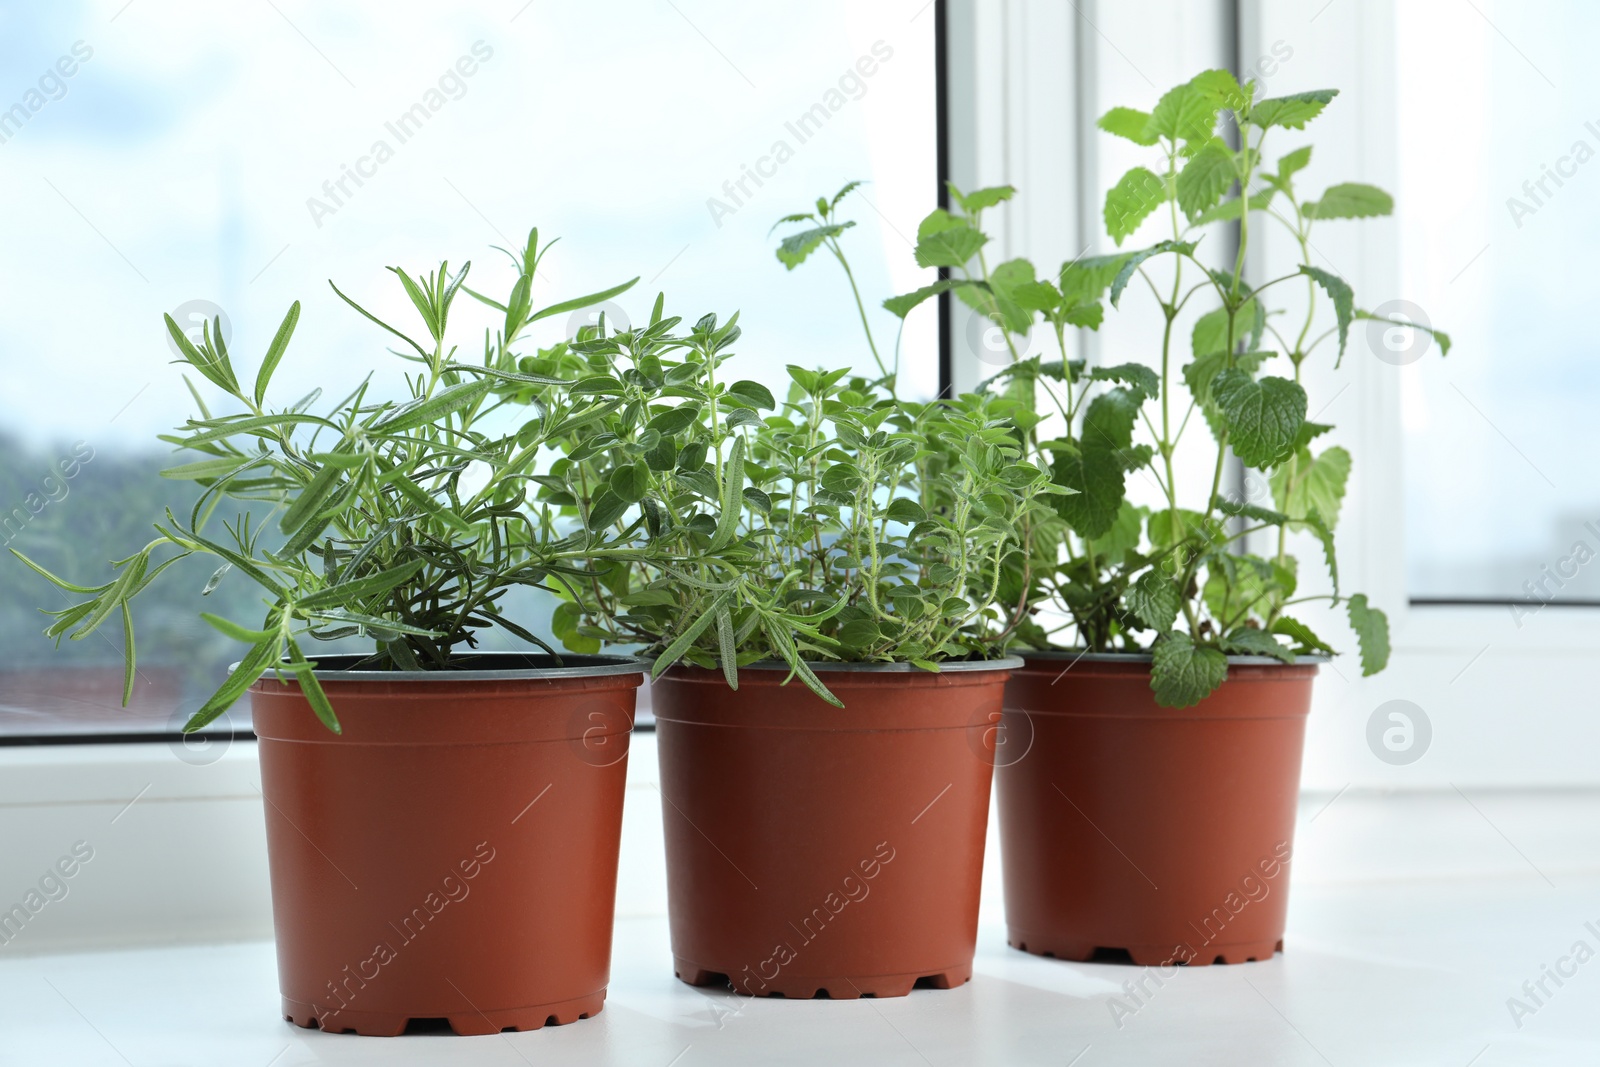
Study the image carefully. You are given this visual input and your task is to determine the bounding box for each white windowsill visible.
[2,732,1597,1061]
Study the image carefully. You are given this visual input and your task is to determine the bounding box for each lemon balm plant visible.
[854,71,1448,707]
[867,70,1452,968]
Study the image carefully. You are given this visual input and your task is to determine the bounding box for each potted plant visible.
[801,73,1446,966]
[546,291,1057,997]
[12,231,653,1034]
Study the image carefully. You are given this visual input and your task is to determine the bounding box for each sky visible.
[0,0,938,453]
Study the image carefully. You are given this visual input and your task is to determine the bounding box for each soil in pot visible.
[998,653,1316,967]
[651,659,1017,999]
[250,652,641,1036]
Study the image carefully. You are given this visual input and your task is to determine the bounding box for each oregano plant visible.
[535,295,1060,705]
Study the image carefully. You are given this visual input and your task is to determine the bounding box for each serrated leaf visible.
[1081,389,1139,452]
[1189,189,1276,228]
[1346,593,1389,675]
[1354,309,1452,357]
[1176,142,1237,220]
[1098,106,1158,145]
[1277,146,1312,182]
[776,222,855,269]
[1086,362,1160,402]
[959,184,1017,210]
[1126,571,1180,631]
[1148,80,1223,144]
[914,222,988,268]
[1110,241,1195,306]
[1049,441,1127,540]
[1306,182,1392,220]
[1271,616,1334,655]
[1190,68,1250,111]
[883,278,989,319]
[1151,633,1228,708]
[1212,371,1307,467]
[1223,627,1295,662]
[1270,445,1350,530]
[1104,167,1168,246]
[1250,89,1338,130]
[1299,265,1354,361]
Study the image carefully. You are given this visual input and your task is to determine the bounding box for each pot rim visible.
[1013,648,1331,666]
[654,655,1024,674]
[241,651,648,682]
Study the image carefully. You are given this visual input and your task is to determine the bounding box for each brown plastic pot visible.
[652,658,1019,999]
[998,652,1317,967]
[249,652,642,1036]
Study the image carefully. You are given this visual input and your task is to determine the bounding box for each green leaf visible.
[1189,189,1276,228]
[1086,363,1160,402]
[184,636,281,731]
[199,613,277,643]
[553,600,601,654]
[587,489,628,530]
[1176,142,1236,220]
[285,640,341,733]
[914,222,988,269]
[956,184,1017,211]
[885,497,927,524]
[776,222,855,269]
[279,460,345,535]
[9,550,111,595]
[120,603,136,706]
[1272,616,1334,655]
[372,379,490,434]
[1277,146,1312,182]
[527,276,640,325]
[1126,570,1180,631]
[1148,507,1214,548]
[1299,265,1354,361]
[1223,627,1295,662]
[1049,441,1127,540]
[1346,594,1390,675]
[727,380,776,410]
[609,461,651,503]
[715,604,738,689]
[294,559,425,612]
[1110,240,1195,306]
[1151,633,1228,708]
[1270,445,1350,530]
[708,435,746,552]
[883,278,988,319]
[1190,68,1249,112]
[1081,389,1139,452]
[1354,309,1452,357]
[1104,166,1168,246]
[1250,89,1338,130]
[652,592,729,677]
[649,404,702,436]
[254,301,301,406]
[1305,182,1393,220]
[1097,106,1158,145]
[1212,371,1307,467]
[1148,80,1222,144]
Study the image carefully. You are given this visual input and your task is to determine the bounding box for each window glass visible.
[1397,0,1598,602]
[0,1,937,737]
